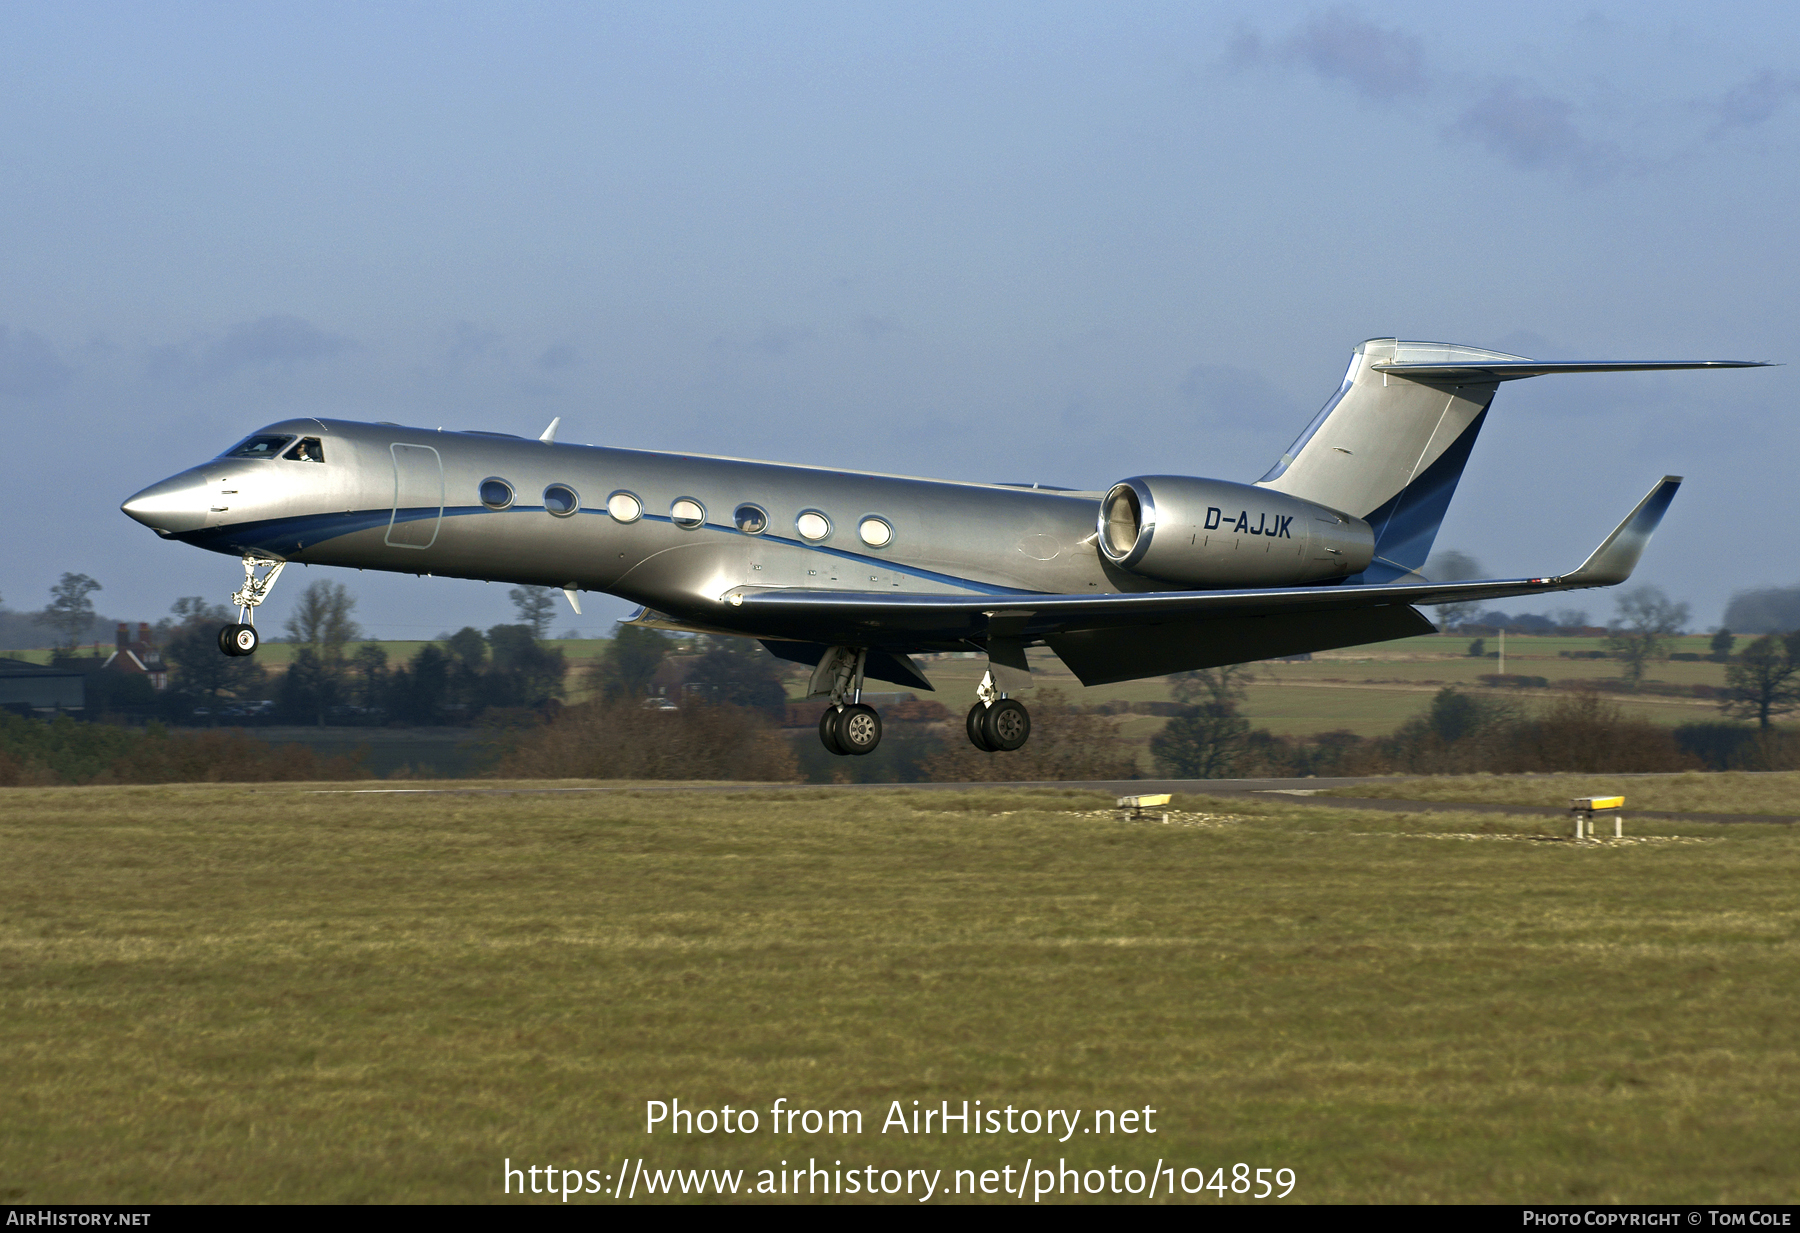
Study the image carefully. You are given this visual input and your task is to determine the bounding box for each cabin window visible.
[221,434,294,459]
[734,504,768,534]
[796,510,832,541]
[283,437,325,463]
[543,484,579,516]
[607,491,643,523]
[479,478,514,510]
[858,516,893,548]
[671,498,705,529]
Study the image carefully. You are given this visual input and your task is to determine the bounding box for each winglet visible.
[1558,476,1682,587]
[540,416,561,444]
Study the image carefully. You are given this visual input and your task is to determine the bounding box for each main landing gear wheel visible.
[837,703,882,755]
[218,623,259,657]
[966,702,996,752]
[980,699,1031,752]
[819,707,848,756]
[819,703,883,756]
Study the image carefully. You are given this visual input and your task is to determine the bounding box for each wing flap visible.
[1047,605,1435,686]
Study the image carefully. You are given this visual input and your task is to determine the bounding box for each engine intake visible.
[1097,475,1373,587]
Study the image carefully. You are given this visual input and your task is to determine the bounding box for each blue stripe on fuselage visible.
[172,504,1036,597]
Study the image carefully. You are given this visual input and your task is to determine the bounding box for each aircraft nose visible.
[121,469,210,535]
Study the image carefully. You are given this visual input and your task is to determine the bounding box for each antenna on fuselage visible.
[539,417,561,444]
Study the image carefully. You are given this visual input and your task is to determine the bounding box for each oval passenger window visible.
[858,517,893,547]
[480,479,514,510]
[544,484,578,516]
[795,511,831,541]
[607,491,642,523]
[671,498,705,529]
[734,504,767,534]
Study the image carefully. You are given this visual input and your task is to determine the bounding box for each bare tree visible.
[1720,633,1800,729]
[509,586,559,639]
[1424,550,1484,631]
[588,624,672,701]
[284,580,361,666]
[1153,664,1258,777]
[1605,585,1690,689]
[1168,663,1255,708]
[34,573,102,652]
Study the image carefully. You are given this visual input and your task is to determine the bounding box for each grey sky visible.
[3,2,1794,637]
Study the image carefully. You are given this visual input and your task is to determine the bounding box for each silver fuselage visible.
[122,416,1369,651]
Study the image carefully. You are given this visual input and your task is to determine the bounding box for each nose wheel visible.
[217,555,287,657]
[218,623,260,657]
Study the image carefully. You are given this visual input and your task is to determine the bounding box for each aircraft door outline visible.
[386,443,444,549]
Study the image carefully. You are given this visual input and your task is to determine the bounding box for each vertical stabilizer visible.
[1255,339,1517,583]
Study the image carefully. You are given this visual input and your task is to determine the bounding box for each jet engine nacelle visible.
[1097,475,1374,587]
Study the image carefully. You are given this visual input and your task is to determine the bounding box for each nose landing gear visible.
[218,555,287,657]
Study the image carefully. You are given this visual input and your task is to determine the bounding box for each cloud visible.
[0,326,76,398]
[1285,8,1427,101]
[1708,70,1800,133]
[1447,83,1620,180]
[856,314,901,341]
[145,314,354,383]
[1178,363,1298,424]
[752,325,812,356]
[203,315,352,376]
[1230,8,1427,103]
[444,321,506,370]
[536,341,579,370]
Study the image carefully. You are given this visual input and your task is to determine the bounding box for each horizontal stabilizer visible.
[1372,359,1771,383]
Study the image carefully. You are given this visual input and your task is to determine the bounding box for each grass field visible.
[1320,770,1800,816]
[3,781,1796,1204]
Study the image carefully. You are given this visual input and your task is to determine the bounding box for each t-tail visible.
[1254,338,1768,584]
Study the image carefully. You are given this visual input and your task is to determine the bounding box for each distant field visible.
[9,633,1758,759]
[0,638,614,668]
[3,782,1795,1203]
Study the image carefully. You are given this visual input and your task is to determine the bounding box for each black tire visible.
[966,702,995,751]
[218,623,258,657]
[838,703,882,755]
[981,698,1031,751]
[819,707,849,755]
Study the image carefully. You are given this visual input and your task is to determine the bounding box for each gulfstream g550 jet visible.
[121,339,1766,758]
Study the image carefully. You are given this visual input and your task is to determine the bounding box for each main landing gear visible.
[965,670,1031,752]
[814,647,884,757]
[809,650,1034,757]
[217,555,286,658]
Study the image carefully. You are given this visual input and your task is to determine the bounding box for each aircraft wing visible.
[723,477,1680,684]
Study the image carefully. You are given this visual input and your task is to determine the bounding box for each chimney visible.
[117,623,130,651]
[138,622,152,649]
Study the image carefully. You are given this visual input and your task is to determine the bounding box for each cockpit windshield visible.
[283,437,325,463]
[221,434,296,460]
